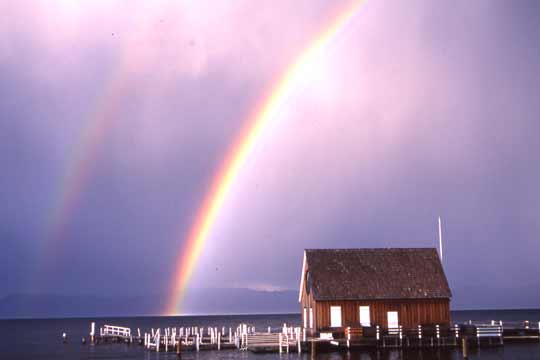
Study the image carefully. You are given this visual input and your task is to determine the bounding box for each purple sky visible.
[1,1,540,310]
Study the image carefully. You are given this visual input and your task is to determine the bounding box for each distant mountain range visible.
[1,285,538,318]
[0,288,299,318]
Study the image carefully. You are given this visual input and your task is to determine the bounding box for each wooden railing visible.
[102,325,131,338]
[475,325,503,345]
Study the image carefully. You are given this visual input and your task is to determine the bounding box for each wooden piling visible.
[90,322,95,343]
[462,337,468,358]
[176,338,182,357]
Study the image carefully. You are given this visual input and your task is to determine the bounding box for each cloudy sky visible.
[1,0,540,312]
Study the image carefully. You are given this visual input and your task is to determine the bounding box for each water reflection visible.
[308,349,459,360]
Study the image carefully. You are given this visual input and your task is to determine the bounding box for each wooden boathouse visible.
[299,248,452,334]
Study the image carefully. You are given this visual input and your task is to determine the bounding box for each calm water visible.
[1,310,539,359]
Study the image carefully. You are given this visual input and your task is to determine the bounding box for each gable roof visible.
[301,248,451,301]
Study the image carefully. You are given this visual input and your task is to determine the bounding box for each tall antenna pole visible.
[438,216,443,263]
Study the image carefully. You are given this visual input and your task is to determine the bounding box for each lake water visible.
[1,310,539,359]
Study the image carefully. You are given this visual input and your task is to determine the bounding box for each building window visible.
[309,307,313,328]
[303,308,307,328]
[359,306,370,326]
[330,306,342,328]
[387,311,399,328]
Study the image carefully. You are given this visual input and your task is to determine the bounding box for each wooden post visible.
[462,337,468,358]
[90,322,95,343]
[196,333,200,351]
[218,332,221,350]
[229,328,232,343]
[62,332,67,343]
[156,334,160,352]
[176,337,181,357]
[279,333,283,353]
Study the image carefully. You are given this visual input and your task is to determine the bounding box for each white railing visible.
[102,325,131,338]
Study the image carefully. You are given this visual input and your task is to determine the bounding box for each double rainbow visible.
[166,0,364,315]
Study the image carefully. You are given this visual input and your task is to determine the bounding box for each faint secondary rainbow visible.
[166,0,365,315]
[44,6,160,254]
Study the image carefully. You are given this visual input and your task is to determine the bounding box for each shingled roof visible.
[302,248,451,301]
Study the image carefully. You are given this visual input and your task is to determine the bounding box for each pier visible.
[76,319,540,355]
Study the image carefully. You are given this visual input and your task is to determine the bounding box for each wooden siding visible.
[314,299,450,331]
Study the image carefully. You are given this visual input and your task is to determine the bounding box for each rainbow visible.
[45,62,131,259]
[47,83,123,248]
[45,9,154,253]
[166,0,364,315]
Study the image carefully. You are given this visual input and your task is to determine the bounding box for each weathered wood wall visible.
[314,298,450,330]
[300,264,316,332]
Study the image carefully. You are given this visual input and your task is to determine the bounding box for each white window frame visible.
[387,311,399,328]
[359,306,371,327]
[309,307,313,329]
[330,306,342,328]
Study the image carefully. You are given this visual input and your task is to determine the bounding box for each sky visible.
[1,0,540,313]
